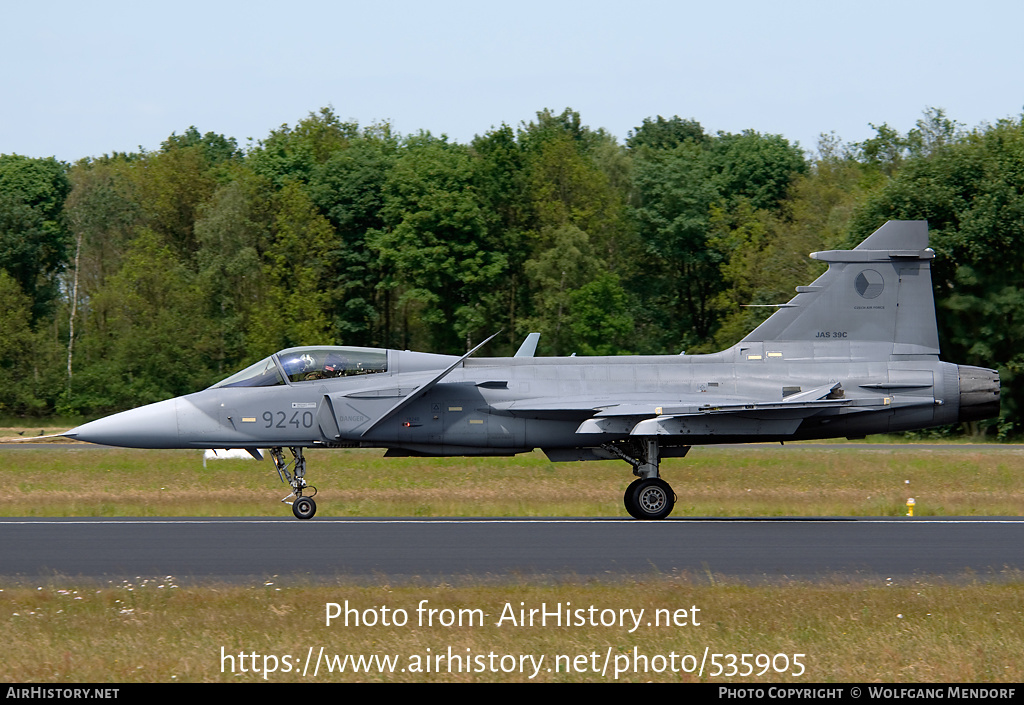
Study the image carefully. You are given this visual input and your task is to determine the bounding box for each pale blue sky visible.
[3,0,1023,161]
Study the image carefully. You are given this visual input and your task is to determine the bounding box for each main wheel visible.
[623,479,644,519]
[630,478,675,520]
[292,496,317,520]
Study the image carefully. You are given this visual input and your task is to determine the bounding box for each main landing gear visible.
[603,439,683,520]
[623,477,675,520]
[270,447,318,519]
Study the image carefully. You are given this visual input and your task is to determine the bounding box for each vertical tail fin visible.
[740,220,940,356]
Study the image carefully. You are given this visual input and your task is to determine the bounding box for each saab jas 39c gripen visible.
[58,220,1000,519]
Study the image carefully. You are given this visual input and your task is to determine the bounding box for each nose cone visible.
[64,398,182,448]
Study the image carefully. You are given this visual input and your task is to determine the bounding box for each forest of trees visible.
[1,106,1021,437]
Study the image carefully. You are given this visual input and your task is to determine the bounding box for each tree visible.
[245,182,337,357]
[708,134,876,350]
[851,115,1024,436]
[471,124,531,353]
[855,107,966,175]
[855,122,908,176]
[63,158,142,395]
[305,123,399,346]
[709,130,807,211]
[521,224,603,355]
[194,169,276,372]
[0,154,71,320]
[629,138,721,349]
[567,273,636,356]
[905,107,965,159]
[69,230,214,412]
[516,110,636,353]
[161,126,241,166]
[247,107,359,187]
[129,136,222,260]
[370,134,503,352]
[626,115,706,151]
[629,125,807,351]
[247,110,402,347]
[0,272,37,413]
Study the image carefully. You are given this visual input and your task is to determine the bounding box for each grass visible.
[1,443,1022,517]
[1,440,1021,683]
[2,578,1022,682]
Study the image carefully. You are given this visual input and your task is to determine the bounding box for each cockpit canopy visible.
[210,346,388,388]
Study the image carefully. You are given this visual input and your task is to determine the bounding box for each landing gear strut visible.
[270,447,317,520]
[604,439,681,520]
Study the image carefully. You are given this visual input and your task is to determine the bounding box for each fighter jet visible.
[60,220,1000,519]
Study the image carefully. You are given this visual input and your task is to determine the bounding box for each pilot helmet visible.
[282,353,317,375]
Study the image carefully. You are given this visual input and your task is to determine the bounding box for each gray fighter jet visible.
[61,220,1000,519]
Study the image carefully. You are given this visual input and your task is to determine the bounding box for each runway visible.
[2,517,1021,584]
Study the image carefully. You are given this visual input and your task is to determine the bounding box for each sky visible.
[3,0,1023,162]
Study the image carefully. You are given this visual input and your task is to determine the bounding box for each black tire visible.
[623,479,644,519]
[292,496,317,520]
[630,478,675,520]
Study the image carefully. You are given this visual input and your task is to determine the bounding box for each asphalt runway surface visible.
[2,516,1022,584]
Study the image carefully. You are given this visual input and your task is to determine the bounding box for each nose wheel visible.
[292,495,317,520]
[271,447,318,520]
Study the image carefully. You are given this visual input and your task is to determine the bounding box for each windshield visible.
[210,356,284,388]
[277,347,388,383]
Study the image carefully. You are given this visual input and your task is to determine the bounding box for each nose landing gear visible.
[270,447,318,520]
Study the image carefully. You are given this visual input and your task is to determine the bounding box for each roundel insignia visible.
[855,269,884,299]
